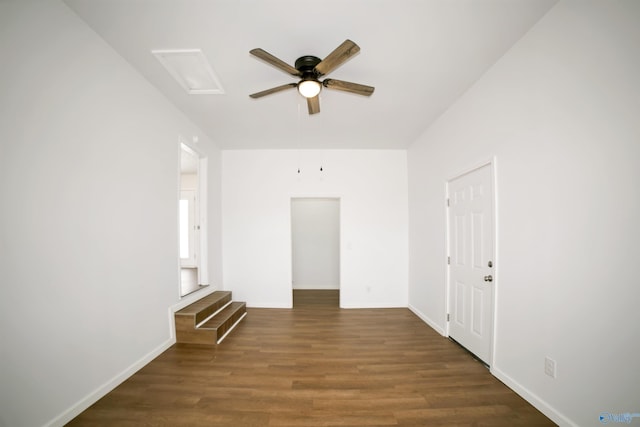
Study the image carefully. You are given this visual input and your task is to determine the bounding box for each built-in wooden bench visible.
[175,291,246,345]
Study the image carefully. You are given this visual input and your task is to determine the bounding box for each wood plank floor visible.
[293,289,339,307]
[69,291,555,426]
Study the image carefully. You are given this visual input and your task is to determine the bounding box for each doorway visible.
[291,198,340,308]
[179,143,208,297]
[447,162,495,365]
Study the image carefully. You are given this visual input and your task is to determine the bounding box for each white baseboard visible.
[408,304,446,336]
[292,285,340,290]
[408,305,576,426]
[407,303,576,426]
[491,366,577,427]
[45,337,175,427]
[45,291,223,426]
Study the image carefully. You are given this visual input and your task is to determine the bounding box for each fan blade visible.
[307,95,320,115]
[249,83,297,98]
[250,48,301,77]
[323,79,375,96]
[314,39,360,76]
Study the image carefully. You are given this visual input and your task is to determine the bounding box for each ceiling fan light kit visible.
[249,39,374,114]
[298,79,321,98]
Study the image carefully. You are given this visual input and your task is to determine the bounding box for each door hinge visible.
[447,256,450,265]
[447,313,450,322]
[447,198,450,207]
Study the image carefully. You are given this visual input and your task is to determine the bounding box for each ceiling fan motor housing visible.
[295,55,322,77]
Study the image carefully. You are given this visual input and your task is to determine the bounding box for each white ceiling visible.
[63,0,557,150]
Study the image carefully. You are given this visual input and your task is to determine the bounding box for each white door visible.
[447,163,494,364]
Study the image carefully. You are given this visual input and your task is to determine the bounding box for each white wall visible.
[222,150,408,308]
[180,173,198,191]
[291,198,340,290]
[407,1,640,426]
[0,2,222,426]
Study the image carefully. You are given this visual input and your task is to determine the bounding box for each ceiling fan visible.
[249,39,375,115]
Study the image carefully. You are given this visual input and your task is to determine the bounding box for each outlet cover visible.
[544,357,557,378]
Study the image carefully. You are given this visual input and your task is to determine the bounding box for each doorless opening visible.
[179,143,209,297]
[291,198,340,308]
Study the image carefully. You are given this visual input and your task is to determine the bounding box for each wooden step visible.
[175,291,246,345]
[175,291,231,324]
[199,302,247,343]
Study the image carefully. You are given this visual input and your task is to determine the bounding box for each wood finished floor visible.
[69,290,555,426]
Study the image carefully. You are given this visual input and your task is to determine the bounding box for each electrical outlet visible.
[544,357,557,378]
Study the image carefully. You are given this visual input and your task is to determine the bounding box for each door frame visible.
[178,141,209,296]
[180,189,197,267]
[289,196,342,308]
[444,158,498,367]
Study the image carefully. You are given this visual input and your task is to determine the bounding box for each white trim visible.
[408,304,446,336]
[197,158,209,285]
[179,189,197,267]
[216,312,247,344]
[176,141,184,299]
[196,301,232,328]
[48,274,218,425]
[178,140,210,297]
[45,338,175,427]
[340,304,407,309]
[443,180,451,338]
[446,158,494,182]
[491,366,577,427]
[489,156,500,369]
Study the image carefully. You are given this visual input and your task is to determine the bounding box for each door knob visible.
[484,275,493,282]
